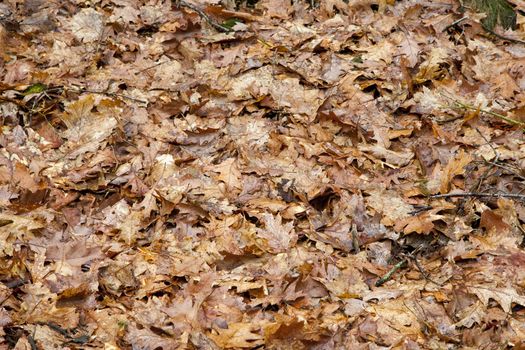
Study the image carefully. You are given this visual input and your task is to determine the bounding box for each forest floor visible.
[1,0,525,348]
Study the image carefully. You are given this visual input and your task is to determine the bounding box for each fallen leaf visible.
[70,8,104,43]
[256,213,297,253]
[468,285,525,313]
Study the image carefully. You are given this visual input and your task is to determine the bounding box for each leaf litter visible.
[1,0,525,348]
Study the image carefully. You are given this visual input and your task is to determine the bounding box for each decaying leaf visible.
[440,149,473,194]
[255,213,297,253]
[1,0,525,348]
[467,285,525,313]
[70,8,105,43]
[366,189,413,227]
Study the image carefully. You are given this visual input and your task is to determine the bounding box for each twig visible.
[0,95,26,107]
[472,127,498,192]
[484,160,525,181]
[351,223,360,253]
[410,254,441,286]
[442,15,525,45]
[449,100,525,128]
[29,329,38,350]
[408,205,433,216]
[430,192,525,200]
[475,127,498,160]
[443,16,468,32]
[70,87,148,104]
[176,0,232,33]
[435,115,463,124]
[483,25,525,45]
[137,61,170,73]
[375,260,407,287]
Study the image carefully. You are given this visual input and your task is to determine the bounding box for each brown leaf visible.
[70,8,104,43]
[467,285,525,313]
[366,188,413,226]
[440,149,473,194]
[208,322,265,348]
[255,213,297,253]
[208,157,243,191]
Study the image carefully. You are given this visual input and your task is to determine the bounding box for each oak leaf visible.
[209,322,264,348]
[70,8,104,43]
[467,285,525,313]
[255,213,297,253]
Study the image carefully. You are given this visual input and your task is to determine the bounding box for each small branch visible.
[443,16,468,32]
[351,223,360,253]
[439,94,525,128]
[450,100,525,128]
[484,160,525,181]
[435,115,463,124]
[430,192,525,201]
[472,127,498,192]
[176,0,232,33]
[375,260,407,287]
[410,255,441,286]
[408,205,433,216]
[69,87,148,104]
[475,127,498,160]
[482,25,525,45]
[442,15,525,45]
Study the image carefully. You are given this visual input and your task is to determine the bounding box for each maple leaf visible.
[260,0,293,19]
[414,47,450,84]
[454,301,485,328]
[45,240,104,268]
[58,95,118,159]
[393,31,420,68]
[228,66,324,119]
[395,210,445,235]
[20,282,79,328]
[125,324,184,350]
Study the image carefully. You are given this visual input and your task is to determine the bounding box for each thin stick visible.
[411,255,441,286]
[472,127,498,192]
[351,223,360,253]
[430,192,525,200]
[483,26,525,45]
[70,87,148,104]
[484,160,525,181]
[443,16,468,32]
[408,205,433,216]
[450,100,525,128]
[176,0,232,33]
[475,127,498,160]
[375,260,407,287]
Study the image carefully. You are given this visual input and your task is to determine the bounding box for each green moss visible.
[464,0,517,30]
[221,18,243,29]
